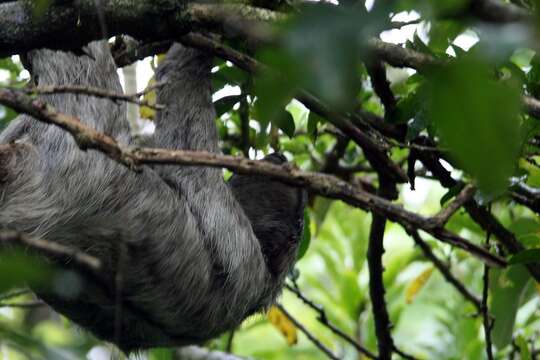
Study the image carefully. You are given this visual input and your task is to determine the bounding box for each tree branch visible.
[413,137,540,282]
[0,88,505,267]
[179,33,408,184]
[285,284,377,359]
[0,1,278,57]
[482,233,494,360]
[469,0,532,23]
[431,184,476,228]
[367,205,393,360]
[22,83,164,110]
[0,230,102,272]
[275,304,339,360]
[367,39,540,120]
[409,230,482,310]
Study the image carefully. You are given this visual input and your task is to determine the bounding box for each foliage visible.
[4,0,540,359]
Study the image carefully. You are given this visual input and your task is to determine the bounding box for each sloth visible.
[0,41,306,351]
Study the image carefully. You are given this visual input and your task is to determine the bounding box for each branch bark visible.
[0,1,278,57]
[0,87,505,267]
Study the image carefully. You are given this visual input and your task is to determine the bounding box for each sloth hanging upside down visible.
[0,41,307,351]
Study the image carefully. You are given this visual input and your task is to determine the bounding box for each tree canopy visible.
[1,0,540,359]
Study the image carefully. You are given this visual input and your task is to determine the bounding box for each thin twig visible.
[21,83,165,110]
[225,329,236,353]
[482,232,495,360]
[285,284,377,359]
[0,301,45,308]
[389,19,422,28]
[0,230,101,271]
[409,230,482,310]
[414,136,540,282]
[0,289,31,302]
[275,304,340,360]
[393,346,419,360]
[431,184,476,228]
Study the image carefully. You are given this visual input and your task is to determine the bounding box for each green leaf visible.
[272,110,295,138]
[427,56,523,196]
[307,111,323,140]
[31,0,52,17]
[428,20,465,53]
[297,211,311,260]
[511,48,535,69]
[516,335,532,360]
[451,44,468,57]
[0,250,53,293]
[312,196,333,232]
[0,105,18,127]
[0,58,22,80]
[0,323,78,360]
[395,88,424,124]
[491,265,531,349]
[213,66,248,91]
[509,218,540,248]
[405,113,428,141]
[214,95,242,117]
[149,348,174,360]
[279,3,378,110]
[412,33,434,55]
[430,0,470,17]
[527,54,540,98]
[508,249,540,265]
[253,52,296,130]
[440,183,465,206]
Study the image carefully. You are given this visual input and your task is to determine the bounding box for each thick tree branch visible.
[0,1,278,57]
[111,33,407,184]
[2,0,538,122]
[469,0,532,23]
[367,39,540,119]
[366,171,398,359]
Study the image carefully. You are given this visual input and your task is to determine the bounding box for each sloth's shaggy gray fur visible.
[0,41,306,351]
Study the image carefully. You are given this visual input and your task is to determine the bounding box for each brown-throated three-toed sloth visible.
[0,41,307,351]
